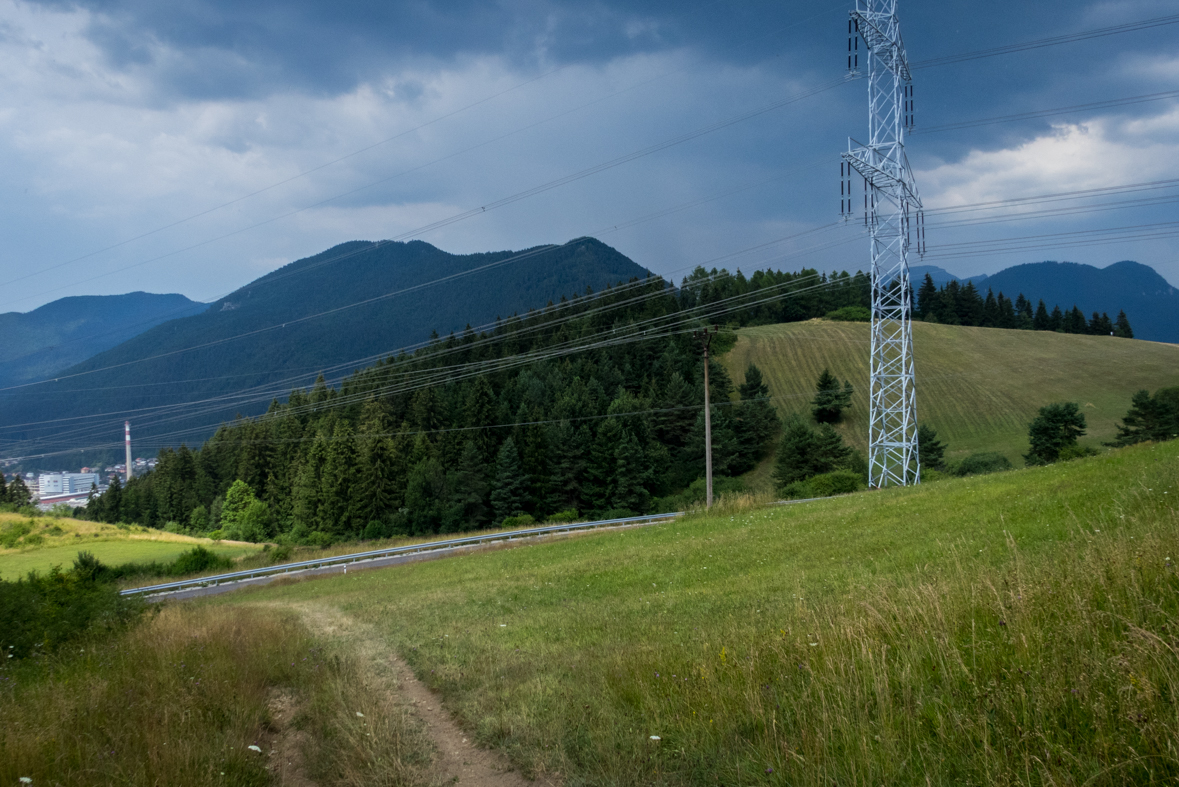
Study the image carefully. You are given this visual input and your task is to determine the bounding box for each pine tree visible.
[609,431,651,514]
[318,421,357,536]
[773,417,851,487]
[997,293,1017,328]
[1114,310,1134,338]
[545,421,588,513]
[982,289,999,327]
[916,273,939,319]
[812,369,853,424]
[490,437,529,524]
[1109,387,1179,446]
[1024,402,1087,465]
[1048,305,1064,332]
[0,473,9,504]
[735,363,780,462]
[1033,300,1051,330]
[917,423,947,471]
[444,440,490,531]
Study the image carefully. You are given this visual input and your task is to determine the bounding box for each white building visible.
[38,472,100,498]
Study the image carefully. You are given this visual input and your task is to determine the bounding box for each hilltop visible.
[0,292,207,388]
[723,319,1179,463]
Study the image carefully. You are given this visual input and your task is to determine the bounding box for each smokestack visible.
[125,421,132,483]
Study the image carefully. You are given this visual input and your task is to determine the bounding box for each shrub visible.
[0,565,143,659]
[824,305,871,322]
[546,509,580,524]
[307,530,334,547]
[170,546,233,576]
[952,452,1013,477]
[780,469,862,500]
[268,544,294,564]
[500,514,536,529]
[1059,444,1100,461]
[0,520,35,548]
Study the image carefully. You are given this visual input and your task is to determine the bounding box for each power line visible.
[913,89,1179,134]
[911,13,1179,70]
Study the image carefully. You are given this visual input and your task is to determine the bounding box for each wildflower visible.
[356,712,365,718]
[766,767,774,774]
[649,735,661,741]
[20,779,33,785]
[248,745,262,753]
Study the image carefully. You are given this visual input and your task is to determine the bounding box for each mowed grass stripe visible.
[225,441,1179,785]
[723,320,1179,462]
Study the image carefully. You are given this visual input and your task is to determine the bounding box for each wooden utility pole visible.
[693,326,718,508]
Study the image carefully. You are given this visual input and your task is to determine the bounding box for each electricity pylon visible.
[840,0,925,488]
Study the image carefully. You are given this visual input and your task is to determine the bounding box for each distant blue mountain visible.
[910,265,987,287]
[978,261,1177,343]
[0,293,208,387]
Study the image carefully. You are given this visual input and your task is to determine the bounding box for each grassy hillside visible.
[218,440,1179,785]
[722,319,1179,464]
[0,513,259,579]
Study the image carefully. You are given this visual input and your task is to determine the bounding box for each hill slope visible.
[0,238,650,463]
[723,320,1179,463]
[0,292,207,388]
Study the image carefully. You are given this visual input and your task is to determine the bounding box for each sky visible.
[1,0,1177,313]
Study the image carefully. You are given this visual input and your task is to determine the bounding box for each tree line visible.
[88,265,874,540]
[916,275,1134,337]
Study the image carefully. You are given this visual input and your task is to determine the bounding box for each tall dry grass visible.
[0,603,433,786]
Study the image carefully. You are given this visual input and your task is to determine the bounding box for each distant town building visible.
[38,472,100,498]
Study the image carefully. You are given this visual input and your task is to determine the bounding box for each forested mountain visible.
[923,261,1176,343]
[84,265,874,537]
[0,238,651,464]
[0,292,207,388]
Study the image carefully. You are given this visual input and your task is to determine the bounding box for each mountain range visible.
[910,261,1177,343]
[0,237,650,466]
[0,293,207,388]
[3,243,1175,469]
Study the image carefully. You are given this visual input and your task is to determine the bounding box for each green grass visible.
[0,604,434,787]
[0,540,258,580]
[722,320,1179,464]
[226,440,1179,785]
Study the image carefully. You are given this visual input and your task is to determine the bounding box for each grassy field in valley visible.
[220,439,1179,786]
[0,514,260,579]
[722,320,1179,464]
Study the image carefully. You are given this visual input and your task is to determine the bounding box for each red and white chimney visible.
[125,421,132,483]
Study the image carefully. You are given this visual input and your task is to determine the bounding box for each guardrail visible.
[119,511,683,597]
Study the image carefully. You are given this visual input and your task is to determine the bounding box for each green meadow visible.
[0,514,261,579]
[723,320,1179,463]
[202,439,1179,786]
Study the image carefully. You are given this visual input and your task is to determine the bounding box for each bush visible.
[500,514,536,529]
[170,546,233,576]
[952,452,1013,477]
[825,305,871,322]
[0,519,35,548]
[268,544,294,564]
[546,509,580,524]
[0,565,143,659]
[306,530,334,547]
[780,469,862,500]
[598,508,638,521]
[1059,444,1100,461]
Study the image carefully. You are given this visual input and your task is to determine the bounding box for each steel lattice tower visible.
[840,0,925,488]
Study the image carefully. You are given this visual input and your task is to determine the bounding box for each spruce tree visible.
[997,293,1016,328]
[916,273,939,319]
[1109,388,1179,446]
[0,473,9,504]
[982,289,999,327]
[812,369,853,424]
[545,421,588,513]
[1033,300,1051,330]
[609,431,651,514]
[917,423,947,471]
[1024,402,1087,465]
[773,417,851,487]
[490,437,529,524]
[1114,310,1134,338]
[735,363,780,461]
[445,440,490,531]
[1049,305,1064,332]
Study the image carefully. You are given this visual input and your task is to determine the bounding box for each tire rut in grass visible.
[288,602,537,787]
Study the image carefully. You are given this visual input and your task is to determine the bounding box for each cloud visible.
[919,108,1179,207]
